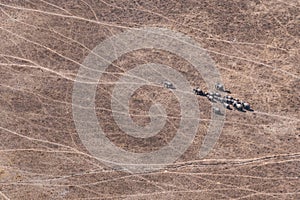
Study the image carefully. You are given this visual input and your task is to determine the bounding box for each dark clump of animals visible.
[162,81,253,115]
[193,83,253,115]
[193,87,206,96]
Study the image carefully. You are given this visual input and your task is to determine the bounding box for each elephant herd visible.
[193,83,252,115]
[163,81,252,115]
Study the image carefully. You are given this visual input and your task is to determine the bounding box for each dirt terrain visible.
[0,0,299,199]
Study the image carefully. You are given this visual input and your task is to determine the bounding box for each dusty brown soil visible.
[0,0,299,199]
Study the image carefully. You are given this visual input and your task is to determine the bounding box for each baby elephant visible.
[215,83,225,91]
[213,107,222,115]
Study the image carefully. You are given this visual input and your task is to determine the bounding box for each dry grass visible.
[0,0,299,199]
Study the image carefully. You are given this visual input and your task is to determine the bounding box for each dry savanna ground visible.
[0,0,299,199]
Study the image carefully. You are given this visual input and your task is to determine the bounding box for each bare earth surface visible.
[0,0,299,199]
